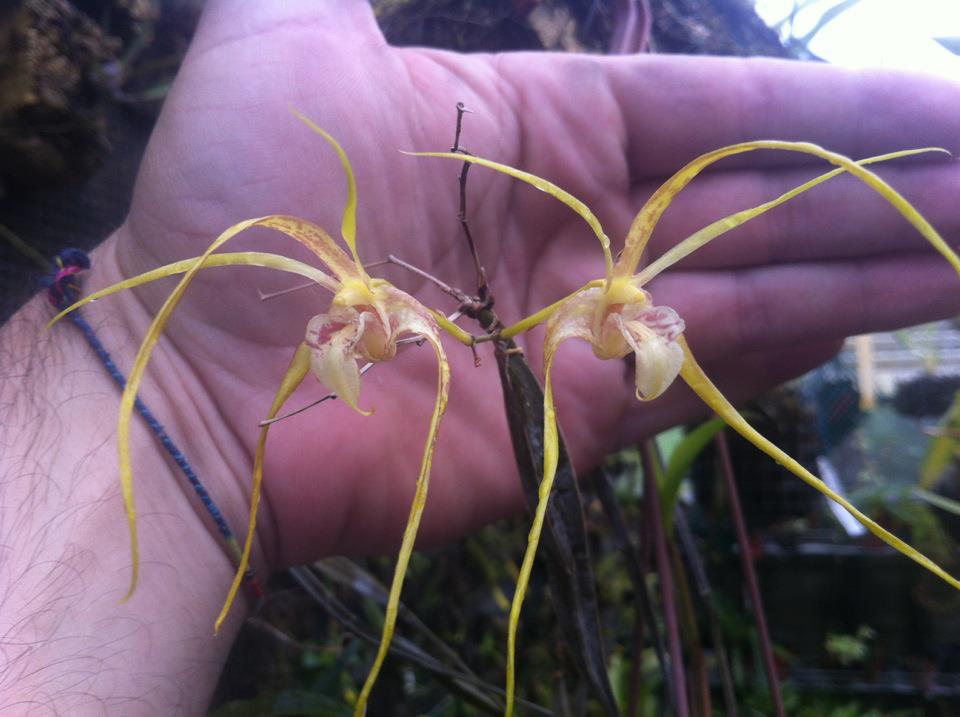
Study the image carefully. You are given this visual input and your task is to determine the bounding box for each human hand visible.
[99,0,960,574]
[6,1,960,712]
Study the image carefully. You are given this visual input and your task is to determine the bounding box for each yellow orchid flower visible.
[50,115,467,716]
[415,142,960,716]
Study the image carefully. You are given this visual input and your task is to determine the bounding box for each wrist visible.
[0,236,256,713]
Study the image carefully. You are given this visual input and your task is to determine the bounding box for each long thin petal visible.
[114,217,257,600]
[504,308,594,717]
[677,336,960,592]
[293,111,367,279]
[47,251,337,328]
[258,215,359,282]
[617,144,953,279]
[214,341,311,633]
[634,148,937,285]
[354,331,450,716]
[499,280,604,341]
[428,309,475,346]
[504,353,556,717]
[408,151,614,285]
[116,214,354,600]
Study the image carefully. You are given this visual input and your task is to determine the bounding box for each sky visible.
[755,0,960,81]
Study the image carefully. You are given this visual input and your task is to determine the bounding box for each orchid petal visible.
[505,351,557,717]
[499,280,604,340]
[47,251,337,329]
[505,302,594,717]
[111,213,360,600]
[677,336,960,592]
[355,327,450,716]
[258,215,359,282]
[614,312,684,400]
[548,288,608,347]
[112,217,261,600]
[293,111,367,279]
[214,341,311,633]
[305,310,371,416]
[634,148,938,285]
[381,286,441,339]
[617,143,955,279]
[408,151,614,285]
[429,309,475,346]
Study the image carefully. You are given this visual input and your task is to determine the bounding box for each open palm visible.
[104,0,960,568]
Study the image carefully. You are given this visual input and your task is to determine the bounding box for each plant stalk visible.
[715,431,785,717]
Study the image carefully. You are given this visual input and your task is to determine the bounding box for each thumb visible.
[191,0,385,55]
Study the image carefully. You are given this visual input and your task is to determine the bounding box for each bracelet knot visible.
[44,248,91,308]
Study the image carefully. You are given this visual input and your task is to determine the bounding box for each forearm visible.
[0,242,248,715]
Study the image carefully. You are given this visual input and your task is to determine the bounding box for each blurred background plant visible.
[3,1,960,715]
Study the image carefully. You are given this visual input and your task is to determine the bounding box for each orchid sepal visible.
[617,143,958,281]
[103,214,360,601]
[46,251,338,330]
[353,327,450,717]
[677,336,960,591]
[434,142,960,715]
[407,150,615,286]
[214,341,313,633]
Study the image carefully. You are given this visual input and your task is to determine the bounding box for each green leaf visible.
[659,417,726,531]
[920,391,960,489]
[914,487,960,519]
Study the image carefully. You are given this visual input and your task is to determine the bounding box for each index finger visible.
[604,55,960,178]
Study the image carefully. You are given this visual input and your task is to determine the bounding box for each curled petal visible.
[382,286,438,338]
[356,309,394,363]
[615,312,684,400]
[367,283,446,357]
[545,288,606,354]
[305,310,370,415]
[371,284,436,359]
[499,279,604,340]
[626,304,685,342]
[593,314,631,360]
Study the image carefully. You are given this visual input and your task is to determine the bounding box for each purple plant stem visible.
[715,431,786,717]
[641,442,689,717]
